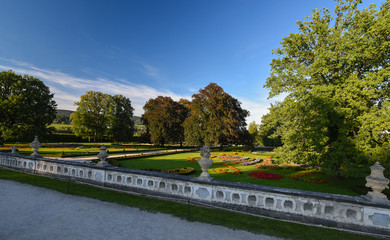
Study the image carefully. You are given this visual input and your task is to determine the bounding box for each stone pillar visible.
[97,145,110,166]
[197,145,213,182]
[30,136,41,158]
[364,162,389,204]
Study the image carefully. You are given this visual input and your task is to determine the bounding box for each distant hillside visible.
[54,109,143,125]
[132,116,143,125]
[55,109,74,124]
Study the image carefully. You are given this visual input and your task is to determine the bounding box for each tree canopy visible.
[264,0,390,176]
[71,91,134,142]
[183,83,249,146]
[142,96,188,146]
[0,70,57,141]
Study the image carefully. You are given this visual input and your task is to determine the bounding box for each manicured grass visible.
[0,143,168,157]
[0,168,381,240]
[118,151,378,196]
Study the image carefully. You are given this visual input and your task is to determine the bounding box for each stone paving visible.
[0,180,283,240]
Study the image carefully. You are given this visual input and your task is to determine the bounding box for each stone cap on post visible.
[97,145,110,166]
[30,136,41,158]
[364,162,390,205]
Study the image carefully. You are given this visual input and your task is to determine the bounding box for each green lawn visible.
[0,168,381,240]
[118,150,378,196]
[0,143,168,157]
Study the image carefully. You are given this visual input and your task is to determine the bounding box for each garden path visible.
[0,180,282,240]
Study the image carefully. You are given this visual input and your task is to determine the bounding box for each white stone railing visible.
[0,152,389,236]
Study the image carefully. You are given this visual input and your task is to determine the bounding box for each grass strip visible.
[0,168,381,240]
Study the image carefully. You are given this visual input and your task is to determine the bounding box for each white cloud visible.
[0,59,190,117]
[142,63,164,79]
[0,58,280,124]
[238,98,271,125]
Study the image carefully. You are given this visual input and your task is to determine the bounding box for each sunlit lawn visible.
[0,143,167,157]
[118,150,377,196]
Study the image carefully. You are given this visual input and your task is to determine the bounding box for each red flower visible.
[249,172,283,180]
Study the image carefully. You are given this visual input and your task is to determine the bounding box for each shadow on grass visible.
[0,168,382,240]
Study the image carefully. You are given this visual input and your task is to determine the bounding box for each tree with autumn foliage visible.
[142,96,188,146]
[183,83,249,146]
[264,0,390,176]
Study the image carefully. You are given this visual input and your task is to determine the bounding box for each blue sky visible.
[0,0,383,124]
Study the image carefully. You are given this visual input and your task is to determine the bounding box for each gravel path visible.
[0,180,282,240]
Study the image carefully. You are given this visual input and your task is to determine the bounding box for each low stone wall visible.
[1,152,389,236]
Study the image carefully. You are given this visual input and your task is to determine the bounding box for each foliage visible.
[263,0,390,176]
[71,91,134,142]
[106,94,135,142]
[183,83,250,146]
[54,109,73,124]
[0,70,57,141]
[257,104,283,147]
[248,121,262,146]
[142,96,188,146]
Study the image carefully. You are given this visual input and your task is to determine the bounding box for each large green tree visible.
[142,96,188,146]
[107,94,135,142]
[0,70,57,141]
[257,103,283,147]
[264,0,390,176]
[71,91,134,142]
[183,83,249,146]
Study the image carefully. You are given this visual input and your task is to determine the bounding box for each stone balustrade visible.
[0,152,389,236]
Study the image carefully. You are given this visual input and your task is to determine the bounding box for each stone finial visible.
[30,136,41,158]
[11,142,19,154]
[97,145,110,166]
[198,145,213,182]
[365,162,389,204]
[200,145,211,159]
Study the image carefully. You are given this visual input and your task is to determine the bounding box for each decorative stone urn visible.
[197,145,213,182]
[11,146,17,154]
[97,145,110,166]
[365,162,390,204]
[30,136,41,158]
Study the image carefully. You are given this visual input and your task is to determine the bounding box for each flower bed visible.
[290,170,327,183]
[144,167,195,175]
[220,156,249,162]
[187,156,200,163]
[249,172,283,180]
[214,162,241,175]
[236,158,262,165]
[254,157,280,169]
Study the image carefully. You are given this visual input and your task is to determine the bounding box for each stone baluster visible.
[365,162,389,204]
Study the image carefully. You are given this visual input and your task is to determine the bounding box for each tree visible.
[107,95,135,142]
[71,91,110,142]
[248,121,261,146]
[183,83,249,146]
[257,103,283,147]
[264,0,390,176]
[71,91,135,142]
[142,96,188,146]
[0,70,57,141]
